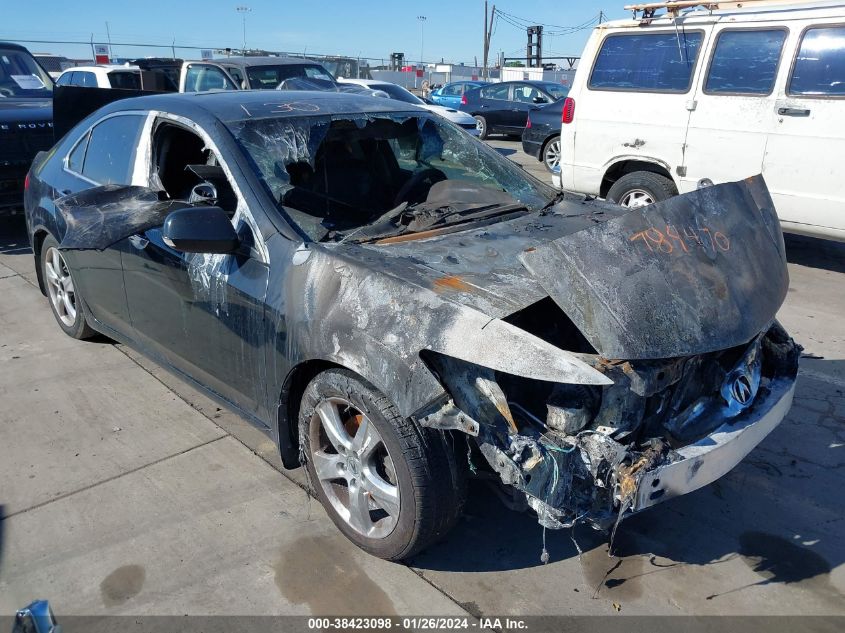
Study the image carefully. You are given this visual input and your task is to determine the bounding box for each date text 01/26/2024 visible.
[307,617,528,629]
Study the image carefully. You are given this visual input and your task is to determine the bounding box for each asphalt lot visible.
[1,138,844,620]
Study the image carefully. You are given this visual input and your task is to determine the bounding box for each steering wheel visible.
[393,168,447,207]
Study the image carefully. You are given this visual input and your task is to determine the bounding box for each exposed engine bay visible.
[420,321,800,532]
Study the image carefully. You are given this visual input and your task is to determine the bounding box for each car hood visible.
[421,103,474,122]
[350,176,788,360]
[0,99,52,124]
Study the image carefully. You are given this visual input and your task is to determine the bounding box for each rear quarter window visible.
[79,115,145,185]
[589,31,704,92]
[705,29,786,95]
[789,25,845,96]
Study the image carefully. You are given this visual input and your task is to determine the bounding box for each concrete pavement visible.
[1,140,844,618]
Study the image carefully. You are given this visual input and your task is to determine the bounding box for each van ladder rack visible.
[623,0,823,19]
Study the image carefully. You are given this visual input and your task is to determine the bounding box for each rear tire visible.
[606,171,677,208]
[299,368,467,560]
[40,235,95,340]
[474,115,488,140]
[542,135,561,172]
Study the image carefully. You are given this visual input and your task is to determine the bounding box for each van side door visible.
[683,26,788,195]
[763,23,845,238]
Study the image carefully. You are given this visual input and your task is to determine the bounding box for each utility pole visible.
[236,6,251,53]
[105,21,112,62]
[482,3,495,81]
[417,15,426,89]
[599,10,605,23]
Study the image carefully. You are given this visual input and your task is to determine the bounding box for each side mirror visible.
[162,206,239,254]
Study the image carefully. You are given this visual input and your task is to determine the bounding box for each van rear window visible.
[789,26,845,96]
[589,32,703,92]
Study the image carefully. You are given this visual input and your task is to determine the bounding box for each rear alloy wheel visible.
[474,115,488,140]
[542,135,561,172]
[606,171,678,209]
[40,235,95,339]
[299,369,467,560]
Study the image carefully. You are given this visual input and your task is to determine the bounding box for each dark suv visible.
[0,42,54,215]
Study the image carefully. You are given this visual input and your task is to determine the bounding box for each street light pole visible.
[236,6,251,52]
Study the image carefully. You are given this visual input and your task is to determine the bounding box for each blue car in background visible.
[428,80,487,108]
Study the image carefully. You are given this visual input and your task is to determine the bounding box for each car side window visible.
[481,83,509,100]
[514,85,543,103]
[789,26,845,96]
[225,66,245,89]
[589,31,704,92]
[67,132,90,173]
[443,83,463,96]
[705,29,786,95]
[184,64,236,92]
[69,72,86,86]
[77,71,97,87]
[80,115,146,185]
[56,72,73,86]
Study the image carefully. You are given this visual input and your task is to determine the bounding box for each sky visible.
[1,0,627,65]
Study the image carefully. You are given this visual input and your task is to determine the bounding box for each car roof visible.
[0,41,33,52]
[61,65,139,73]
[219,56,326,68]
[94,89,423,124]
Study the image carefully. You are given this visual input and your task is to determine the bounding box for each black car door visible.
[506,84,548,132]
[56,113,147,337]
[121,119,270,418]
[477,83,511,131]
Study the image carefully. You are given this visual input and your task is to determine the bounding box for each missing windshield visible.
[232,112,555,242]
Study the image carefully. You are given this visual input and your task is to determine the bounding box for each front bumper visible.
[633,376,795,512]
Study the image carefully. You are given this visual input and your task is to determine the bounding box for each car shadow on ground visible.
[784,234,845,274]
[411,361,845,602]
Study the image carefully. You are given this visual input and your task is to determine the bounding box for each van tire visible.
[606,171,677,208]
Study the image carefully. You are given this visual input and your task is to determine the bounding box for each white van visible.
[559,0,845,241]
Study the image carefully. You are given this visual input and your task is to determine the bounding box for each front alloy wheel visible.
[309,397,400,539]
[299,369,467,560]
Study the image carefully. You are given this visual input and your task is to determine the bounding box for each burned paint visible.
[433,275,474,293]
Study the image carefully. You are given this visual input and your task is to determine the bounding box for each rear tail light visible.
[562,97,575,124]
[461,94,468,105]
[24,173,30,191]
[525,114,532,129]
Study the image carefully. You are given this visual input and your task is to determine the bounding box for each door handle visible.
[777,107,811,117]
[128,234,149,250]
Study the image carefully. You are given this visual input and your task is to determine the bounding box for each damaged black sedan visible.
[25,91,799,560]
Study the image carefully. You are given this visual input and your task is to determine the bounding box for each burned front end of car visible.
[411,176,800,532]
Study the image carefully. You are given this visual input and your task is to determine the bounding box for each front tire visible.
[474,115,488,140]
[299,369,467,560]
[40,235,95,339]
[606,171,678,208]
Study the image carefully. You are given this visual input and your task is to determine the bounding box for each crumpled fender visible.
[283,245,611,418]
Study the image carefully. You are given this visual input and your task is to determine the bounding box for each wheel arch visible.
[600,158,676,199]
[276,358,343,470]
[32,227,51,295]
